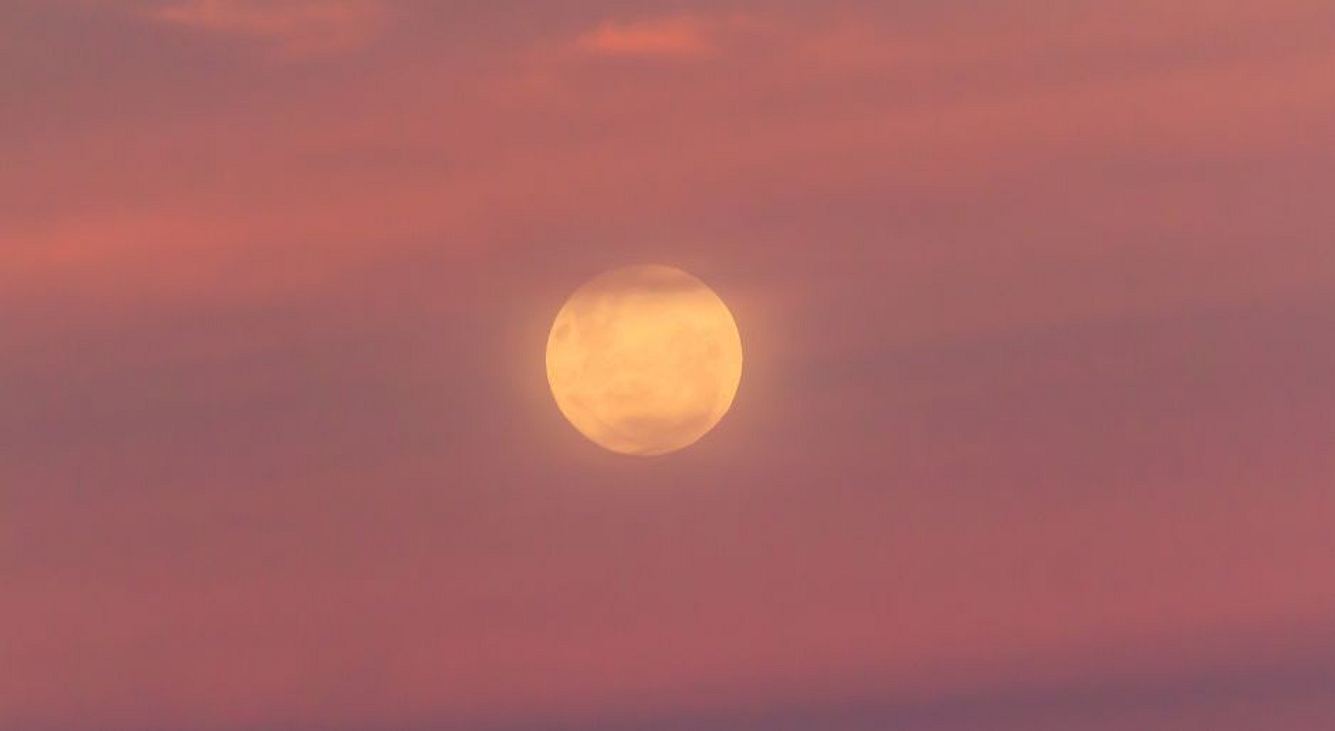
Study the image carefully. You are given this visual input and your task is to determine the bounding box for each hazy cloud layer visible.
[148,0,387,56]
[3,2,1334,730]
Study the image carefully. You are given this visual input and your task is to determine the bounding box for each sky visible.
[3,1,1335,729]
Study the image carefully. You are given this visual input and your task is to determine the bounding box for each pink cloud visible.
[576,15,725,59]
[149,0,384,56]
[6,1,1335,729]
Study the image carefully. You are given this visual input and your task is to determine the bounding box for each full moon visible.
[546,265,744,456]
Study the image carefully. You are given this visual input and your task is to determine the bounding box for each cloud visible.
[149,0,384,56]
[6,2,1335,729]
[575,15,721,59]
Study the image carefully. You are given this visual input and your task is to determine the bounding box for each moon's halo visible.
[545,265,744,456]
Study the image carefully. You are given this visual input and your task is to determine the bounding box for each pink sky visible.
[3,1,1335,729]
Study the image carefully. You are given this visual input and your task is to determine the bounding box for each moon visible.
[545,265,744,456]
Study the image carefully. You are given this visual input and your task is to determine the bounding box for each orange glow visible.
[546,265,743,456]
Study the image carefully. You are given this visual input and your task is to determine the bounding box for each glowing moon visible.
[546,265,743,456]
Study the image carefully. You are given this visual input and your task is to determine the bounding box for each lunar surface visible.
[545,265,744,456]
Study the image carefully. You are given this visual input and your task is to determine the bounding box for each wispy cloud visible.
[6,1,1335,730]
[575,15,726,60]
[149,0,385,57]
